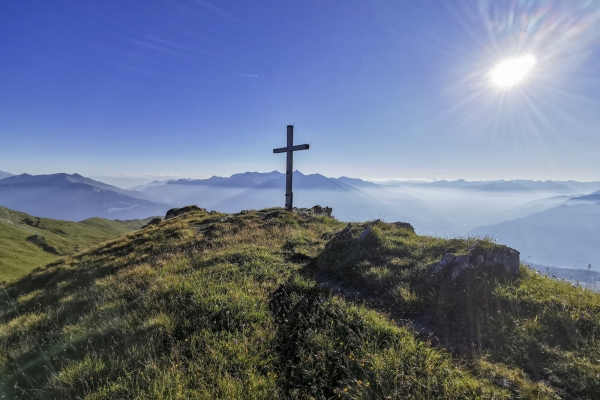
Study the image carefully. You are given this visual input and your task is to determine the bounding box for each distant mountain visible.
[512,180,575,193]
[555,181,600,194]
[569,190,600,203]
[140,171,456,233]
[470,203,600,271]
[465,181,534,192]
[254,172,355,191]
[0,205,154,282]
[0,170,13,180]
[386,179,474,188]
[0,173,168,221]
[338,176,383,189]
[379,179,580,193]
[168,171,283,187]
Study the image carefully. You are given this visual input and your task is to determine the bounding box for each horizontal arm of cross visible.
[273,144,310,153]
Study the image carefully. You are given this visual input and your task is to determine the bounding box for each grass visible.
[0,207,598,398]
[0,205,155,282]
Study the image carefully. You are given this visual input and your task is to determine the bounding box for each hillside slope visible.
[470,203,600,270]
[1,208,598,398]
[0,206,155,282]
[0,173,168,221]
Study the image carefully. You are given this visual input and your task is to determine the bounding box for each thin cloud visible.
[241,74,259,78]
[194,0,244,24]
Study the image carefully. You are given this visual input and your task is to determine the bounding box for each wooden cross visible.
[273,125,310,211]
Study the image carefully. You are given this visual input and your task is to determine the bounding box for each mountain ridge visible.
[0,173,168,221]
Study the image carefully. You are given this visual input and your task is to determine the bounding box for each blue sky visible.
[1,0,600,181]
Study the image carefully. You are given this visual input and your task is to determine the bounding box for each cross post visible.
[273,125,309,211]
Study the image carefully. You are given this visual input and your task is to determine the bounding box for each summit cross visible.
[273,125,310,211]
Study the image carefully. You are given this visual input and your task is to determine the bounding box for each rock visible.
[164,205,206,220]
[358,226,372,241]
[392,221,415,233]
[338,223,353,239]
[326,223,353,250]
[142,217,161,228]
[431,242,520,281]
[293,205,333,217]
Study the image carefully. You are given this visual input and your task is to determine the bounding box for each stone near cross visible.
[273,125,310,211]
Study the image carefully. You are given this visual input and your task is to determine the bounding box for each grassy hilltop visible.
[1,207,599,399]
[0,205,155,282]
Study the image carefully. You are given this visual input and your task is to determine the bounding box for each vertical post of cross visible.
[273,125,310,211]
[286,125,294,211]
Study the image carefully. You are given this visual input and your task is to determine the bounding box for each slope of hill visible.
[0,206,155,282]
[570,190,600,202]
[0,171,12,180]
[470,203,600,270]
[0,173,168,221]
[1,207,598,398]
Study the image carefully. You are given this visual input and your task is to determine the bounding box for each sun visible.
[490,55,537,88]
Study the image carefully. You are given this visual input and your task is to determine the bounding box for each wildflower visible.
[366,382,370,387]
[357,380,363,385]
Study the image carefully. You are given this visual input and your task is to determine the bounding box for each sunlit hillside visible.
[1,207,598,399]
[0,206,155,282]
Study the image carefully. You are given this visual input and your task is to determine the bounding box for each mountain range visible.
[0,173,168,221]
[2,170,600,271]
[470,203,600,270]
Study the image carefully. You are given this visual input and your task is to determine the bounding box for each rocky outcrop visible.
[164,205,206,220]
[142,217,162,228]
[392,221,415,233]
[293,205,333,217]
[431,243,520,281]
[358,225,372,241]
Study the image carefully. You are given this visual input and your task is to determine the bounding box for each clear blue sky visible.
[2,0,600,181]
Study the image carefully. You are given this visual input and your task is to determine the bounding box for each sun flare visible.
[490,55,536,88]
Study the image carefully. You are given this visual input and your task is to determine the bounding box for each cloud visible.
[241,74,259,78]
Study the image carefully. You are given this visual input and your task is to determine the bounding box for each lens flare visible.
[490,55,537,88]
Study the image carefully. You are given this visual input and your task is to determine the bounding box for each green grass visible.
[0,206,155,282]
[0,208,598,398]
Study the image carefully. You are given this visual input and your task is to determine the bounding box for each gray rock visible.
[142,217,162,228]
[165,205,206,220]
[293,205,333,217]
[431,242,520,280]
[358,226,372,241]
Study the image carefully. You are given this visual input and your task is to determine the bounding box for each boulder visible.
[164,205,206,220]
[432,243,520,281]
[293,205,333,217]
[392,221,415,233]
[357,226,372,241]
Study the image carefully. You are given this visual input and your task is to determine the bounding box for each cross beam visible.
[273,125,309,211]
